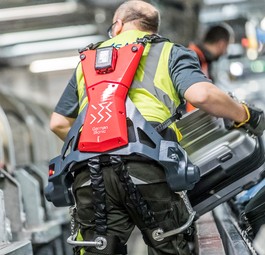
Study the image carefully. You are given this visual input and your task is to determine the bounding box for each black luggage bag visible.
[177,109,265,217]
[244,185,265,237]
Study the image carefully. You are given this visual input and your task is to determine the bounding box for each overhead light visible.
[222,5,239,19]
[29,56,80,73]
[230,62,244,76]
[204,0,246,4]
[0,2,78,21]
[0,35,106,58]
[199,7,240,23]
[0,25,98,47]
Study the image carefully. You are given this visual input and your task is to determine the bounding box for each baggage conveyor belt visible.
[213,203,257,255]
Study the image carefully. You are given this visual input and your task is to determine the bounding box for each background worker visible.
[49,1,264,255]
[186,24,232,111]
[189,24,232,80]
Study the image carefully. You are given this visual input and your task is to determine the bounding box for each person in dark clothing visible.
[189,24,232,80]
[186,24,232,111]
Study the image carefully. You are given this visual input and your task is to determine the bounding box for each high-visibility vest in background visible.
[189,43,209,77]
[186,43,210,112]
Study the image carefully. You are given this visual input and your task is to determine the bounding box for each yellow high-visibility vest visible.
[76,30,182,141]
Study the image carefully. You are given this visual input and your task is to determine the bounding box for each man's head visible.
[202,24,233,59]
[109,0,160,38]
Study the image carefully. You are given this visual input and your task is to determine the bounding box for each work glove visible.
[234,103,265,137]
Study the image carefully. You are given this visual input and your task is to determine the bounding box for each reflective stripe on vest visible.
[76,63,87,114]
[130,41,182,140]
[76,30,182,141]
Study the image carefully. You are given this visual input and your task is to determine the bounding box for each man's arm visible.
[184,81,248,123]
[50,112,76,141]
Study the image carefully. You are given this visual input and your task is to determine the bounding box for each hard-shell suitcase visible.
[176,109,265,217]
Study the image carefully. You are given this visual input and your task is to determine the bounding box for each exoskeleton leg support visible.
[67,158,127,255]
[152,191,196,241]
[111,155,196,247]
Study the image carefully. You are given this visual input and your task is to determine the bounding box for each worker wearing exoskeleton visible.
[50,1,264,255]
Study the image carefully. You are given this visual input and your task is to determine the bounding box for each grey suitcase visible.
[177,109,265,217]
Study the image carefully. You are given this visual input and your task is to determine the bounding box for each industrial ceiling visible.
[0,0,264,68]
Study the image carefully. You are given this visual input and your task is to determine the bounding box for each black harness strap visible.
[89,158,107,235]
[78,41,104,53]
[110,155,158,229]
[88,157,128,254]
[137,34,170,44]
[155,109,183,133]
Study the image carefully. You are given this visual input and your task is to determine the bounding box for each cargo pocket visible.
[72,171,95,226]
[137,182,185,227]
[171,199,189,228]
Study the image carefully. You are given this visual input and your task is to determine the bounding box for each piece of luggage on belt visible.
[244,184,265,237]
[235,178,265,207]
[177,109,265,218]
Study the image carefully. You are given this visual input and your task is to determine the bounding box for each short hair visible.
[114,1,160,33]
[203,25,231,44]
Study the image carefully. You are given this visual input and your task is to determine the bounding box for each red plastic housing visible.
[78,44,144,152]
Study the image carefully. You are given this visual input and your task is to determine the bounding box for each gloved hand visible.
[234,104,265,137]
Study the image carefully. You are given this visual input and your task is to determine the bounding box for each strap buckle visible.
[137,34,169,46]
